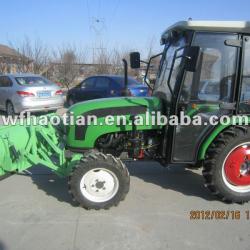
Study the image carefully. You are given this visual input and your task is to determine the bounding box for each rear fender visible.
[198,117,250,160]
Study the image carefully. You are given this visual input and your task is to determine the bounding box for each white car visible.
[0,74,64,115]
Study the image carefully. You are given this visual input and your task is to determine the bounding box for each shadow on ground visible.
[25,160,214,207]
[0,240,7,250]
[21,166,77,207]
[126,161,214,201]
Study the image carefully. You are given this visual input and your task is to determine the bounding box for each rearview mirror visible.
[184,46,201,72]
[130,52,141,69]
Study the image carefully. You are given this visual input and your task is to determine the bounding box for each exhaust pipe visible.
[122,59,130,96]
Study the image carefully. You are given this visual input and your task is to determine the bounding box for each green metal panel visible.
[186,103,219,117]
[67,96,162,149]
[198,117,250,160]
[0,116,82,177]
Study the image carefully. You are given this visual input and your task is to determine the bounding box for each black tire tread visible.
[68,152,130,210]
[203,126,250,203]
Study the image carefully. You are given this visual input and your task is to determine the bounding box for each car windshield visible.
[114,76,141,86]
[15,76,50,86]
[153,33,190,100]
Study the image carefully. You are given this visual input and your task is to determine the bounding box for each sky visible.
[1,0,250,60]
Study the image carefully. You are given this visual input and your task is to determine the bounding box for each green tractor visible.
[1,20,250,209]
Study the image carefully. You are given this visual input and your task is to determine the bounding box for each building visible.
[0,44,33,73]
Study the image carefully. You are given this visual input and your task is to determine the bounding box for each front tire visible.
[68,152,130,209]
[203,126,250,203]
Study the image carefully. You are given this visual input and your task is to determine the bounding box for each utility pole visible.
[90,17,107,63]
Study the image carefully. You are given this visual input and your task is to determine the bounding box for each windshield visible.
[15,76,51,86]
[153,33,190,100]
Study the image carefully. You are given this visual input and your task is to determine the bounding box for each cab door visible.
[172,32,240,163]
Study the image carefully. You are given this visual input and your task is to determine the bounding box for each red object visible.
[17,91,34,97]
[55,90,63,95]
[138,149,145,159]
[224,145,250,186]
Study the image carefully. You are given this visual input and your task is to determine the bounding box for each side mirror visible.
[184,46,201,72]
[130,52,141,69]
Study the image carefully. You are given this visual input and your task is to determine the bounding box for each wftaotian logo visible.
[0,111,249,127]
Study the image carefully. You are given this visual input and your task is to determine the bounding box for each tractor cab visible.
[131,21,250,164]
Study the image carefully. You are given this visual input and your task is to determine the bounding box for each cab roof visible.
[162,20,250,41]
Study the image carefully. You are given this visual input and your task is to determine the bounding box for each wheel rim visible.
[80,168,119,202]
[223,142,250,193]
[7,103,14,116]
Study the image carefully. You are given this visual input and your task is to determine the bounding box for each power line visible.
[90,17,106,35]
[86,0,91,29]
[86,0,107,63]
[97,0,101,17]
[112,0,121,19]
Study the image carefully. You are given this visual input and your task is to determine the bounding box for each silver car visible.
[0,74,64,115]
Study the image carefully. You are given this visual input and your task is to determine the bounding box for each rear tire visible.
[203,126,250,203]
[68,152,130,209]
[67,97,74,107]
[6,101,15,116]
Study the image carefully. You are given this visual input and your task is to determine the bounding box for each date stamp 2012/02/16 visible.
[190,210,250,220]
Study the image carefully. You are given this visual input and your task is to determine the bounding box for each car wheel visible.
[6,101,15,117]
[68,97,75,107]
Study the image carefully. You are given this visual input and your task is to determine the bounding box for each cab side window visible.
[180,33,237,104]
[239,37,250,113]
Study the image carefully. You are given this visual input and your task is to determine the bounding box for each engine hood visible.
[66,96,163,149]
[68,96,162,116]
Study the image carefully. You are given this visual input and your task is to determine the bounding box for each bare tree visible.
[6,36,156,85]
[9,37,50,74]
[142,36,161,85]
[93,47,138,77]
[146,36,157,61]
[92,46,112,74]
[0,59,7,73]
[55,45,86,89]
[32,38,50,74]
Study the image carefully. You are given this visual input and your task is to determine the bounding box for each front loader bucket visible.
[0,124,31,177]
[0,115,75,179]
